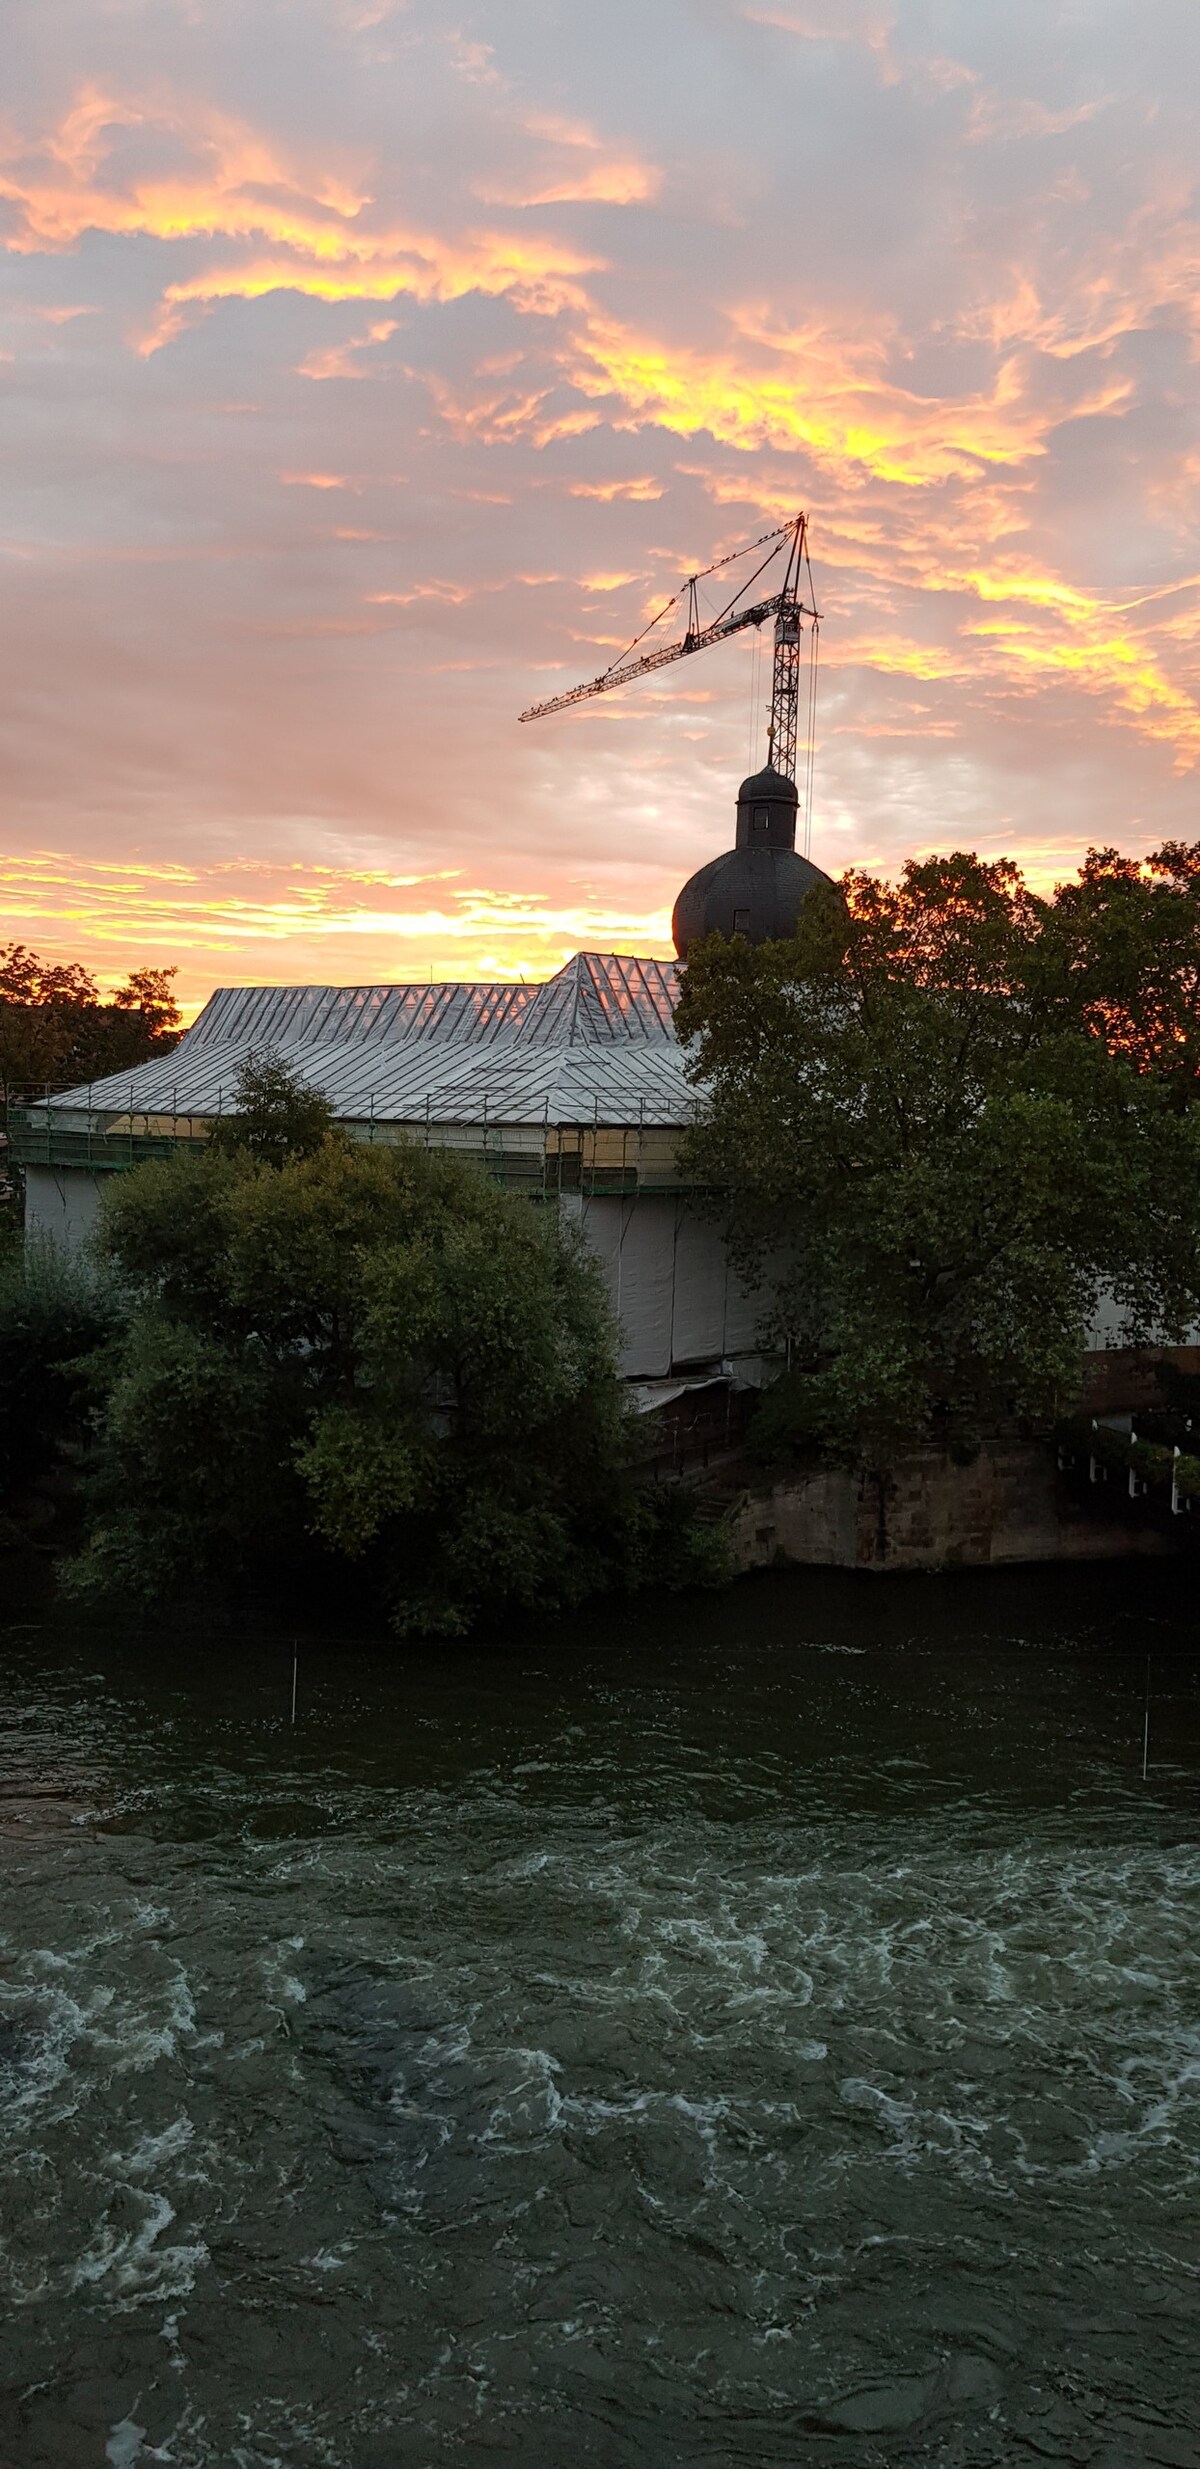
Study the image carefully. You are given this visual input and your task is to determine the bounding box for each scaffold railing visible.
[5,1088,697,1197]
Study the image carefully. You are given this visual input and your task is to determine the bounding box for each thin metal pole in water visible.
[291,1649,298,1726]
[1142,1653,1150,1781]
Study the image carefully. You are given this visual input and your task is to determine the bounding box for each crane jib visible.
[515,512,820,793]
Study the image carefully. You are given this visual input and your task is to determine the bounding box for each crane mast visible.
[518,513,819,788]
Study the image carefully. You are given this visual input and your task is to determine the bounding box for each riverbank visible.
[3,1418,1189,1650]
[722,1435,1184,1573]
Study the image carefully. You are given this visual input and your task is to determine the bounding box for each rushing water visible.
[2,1563,1200,2468]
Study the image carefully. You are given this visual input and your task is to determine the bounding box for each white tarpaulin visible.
[577,1194,768,1379]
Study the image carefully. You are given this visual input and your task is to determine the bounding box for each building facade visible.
[12,951,770,1389]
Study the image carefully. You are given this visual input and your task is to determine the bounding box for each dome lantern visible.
[734,762,798,852]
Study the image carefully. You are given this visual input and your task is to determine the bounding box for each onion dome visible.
[671,764,833,958]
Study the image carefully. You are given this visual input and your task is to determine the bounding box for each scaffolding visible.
[7,1087,698,1199]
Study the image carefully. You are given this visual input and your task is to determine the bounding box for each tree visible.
[0,946,101,1086]
[676,851,1200,1460]
[0,1239,118,1519]
[209,1050,335,1168]
[0,944,182,1088]
[1036,843,1200,1103]
[114,967,184,1050]
[68,1107,651,1635]
[1,946,184,1229]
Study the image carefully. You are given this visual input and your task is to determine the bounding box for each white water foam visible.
[71,2190,208,2305]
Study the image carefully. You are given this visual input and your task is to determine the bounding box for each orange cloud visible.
[298,317,398,379]
[475,114,661,207]
[900,563,1200,767]
[835,635,972,682]
[950,197,1200,361]
[525,303,1199,771]
[0,849,675,1006]
[566,475,664,500]
[145,230,597,351]
[566,311,1059,487]
[739,1,896,60]
[0,85,602,351]
[965,92,1112,144]
[478,163,657,207]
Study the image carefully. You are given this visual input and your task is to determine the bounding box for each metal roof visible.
[185,978,539,1051]
[47,953,695,1131]
[186,952,679,1051]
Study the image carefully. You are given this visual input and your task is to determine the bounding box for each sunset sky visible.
[2,0,1199,1008]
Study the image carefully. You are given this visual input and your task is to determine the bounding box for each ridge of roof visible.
[184,952,680,1054]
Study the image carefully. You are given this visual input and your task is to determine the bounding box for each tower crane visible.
[518,511,820,790]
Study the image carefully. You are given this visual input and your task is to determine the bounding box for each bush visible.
[1172,1452,1200,1505]
[0,1238,120,1511]
[1128,1438,1176,1486]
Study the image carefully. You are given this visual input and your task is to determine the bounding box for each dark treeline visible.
[0,944,182,1088]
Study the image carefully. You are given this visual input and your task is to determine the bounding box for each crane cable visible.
[796,518,821,852]
[599,520,794,683]
[804,617,820,858]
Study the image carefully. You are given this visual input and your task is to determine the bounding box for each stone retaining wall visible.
[727,1441,1177,1572]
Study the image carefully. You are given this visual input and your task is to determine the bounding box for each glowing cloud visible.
[0,849,675,1006]
[2,9,1199,995]
[0,86,603,353]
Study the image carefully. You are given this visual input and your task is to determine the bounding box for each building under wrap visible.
[11,952,770,1388]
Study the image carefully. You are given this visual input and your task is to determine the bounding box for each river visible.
[2,1562,1199,2467]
